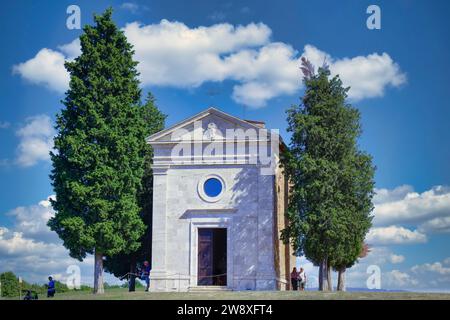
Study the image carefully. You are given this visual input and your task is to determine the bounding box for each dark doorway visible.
[197,228,227,286]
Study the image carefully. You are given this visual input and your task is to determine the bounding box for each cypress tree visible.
[48,8,147,294]
[103,93,166,290]
[281,59,375,291]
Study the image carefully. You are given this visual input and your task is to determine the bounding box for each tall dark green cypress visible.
[103,93,166,290]
[281,60,375,291]
[48,8,147,294]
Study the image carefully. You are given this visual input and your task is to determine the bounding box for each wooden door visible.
[198,229,213,285]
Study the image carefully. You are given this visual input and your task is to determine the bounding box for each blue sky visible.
[1,0,449,291]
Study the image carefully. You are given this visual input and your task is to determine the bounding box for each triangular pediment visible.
[147,107,263,143]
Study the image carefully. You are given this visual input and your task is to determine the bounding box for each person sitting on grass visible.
[47,276,56,298]
[23,290,35,300]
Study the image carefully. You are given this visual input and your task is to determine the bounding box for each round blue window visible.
[203,178,223,197]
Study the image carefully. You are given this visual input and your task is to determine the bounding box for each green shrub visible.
[0,272,73,297]
[0,271,20,297]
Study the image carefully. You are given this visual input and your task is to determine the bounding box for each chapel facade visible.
[147,107,294,291]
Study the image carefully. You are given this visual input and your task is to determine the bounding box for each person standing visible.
[290,267,299,290]
[298,267,306,291]
[142,261,151,292]
[47,276,56,298]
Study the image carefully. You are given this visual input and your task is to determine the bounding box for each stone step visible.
[188,286,232,292]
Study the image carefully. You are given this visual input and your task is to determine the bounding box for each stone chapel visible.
[147,107,295,291]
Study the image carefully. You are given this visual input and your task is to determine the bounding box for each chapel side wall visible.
[274,159,294,290]
[273,168,281,290]
[255,172,277,290]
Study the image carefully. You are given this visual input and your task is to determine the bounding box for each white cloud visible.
[344,183,450,290]
[120,2,148,14]
[405,258,450,290]
[123,20,272,86]
[13,20,406,107]
[419,216,450,234]
[366,226,427,245]
[412,260,450,275]
[300,182,450,291]
[125,20,296,108]
[0,197,118,285]
[0,232,95,284]
[15,114,55,167]
[346,255,450,290]
[343,247,417,290]
[0,227,63,258]
[373,185,414,204]
[384,270,418,288]
[373,185,450,232]
[227,43,301,107]
[57,38,81,60]
[121,2,139,12]
[125,21,405,107]
[302,45,407,101]
[12,48,69,93]
[297,247,414,290]
[6,195,59,243]
[369,247,406,266]
[389,254,405,264]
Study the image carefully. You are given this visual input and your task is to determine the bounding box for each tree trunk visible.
[337,267,346,291]
[129,258,136,292]
[319,258,330,291]
[318,260,323,290]
[327,261,332,291]
[93,250,104,294]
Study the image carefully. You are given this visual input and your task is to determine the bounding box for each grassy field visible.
[3,288,450,300]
